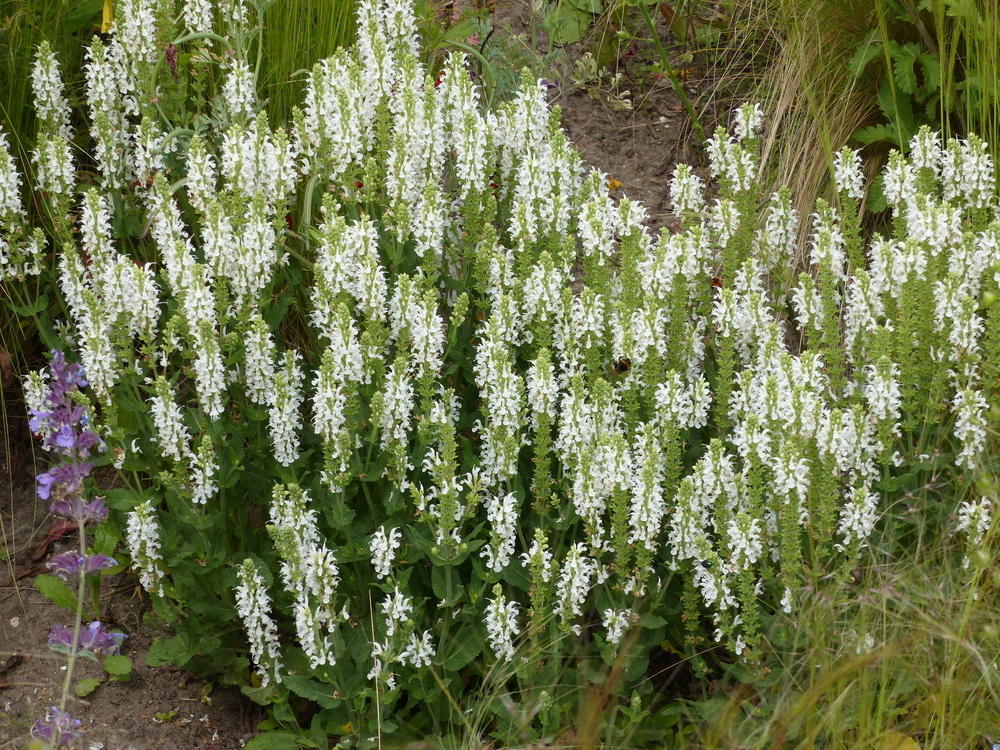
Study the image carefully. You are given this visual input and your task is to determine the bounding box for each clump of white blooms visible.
[602,608,632,645]
[370,526,402,579]
[956,497,992,548]
[484,585,520,662]
[125,500,165,596]
[11,0,999,708]
[235,559,283,686]
[833,147,864,200]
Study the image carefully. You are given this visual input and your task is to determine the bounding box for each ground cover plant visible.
[1,0,999,747]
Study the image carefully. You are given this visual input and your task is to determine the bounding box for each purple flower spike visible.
[48,495,107,525]
[37,461,92,502]
[49,621,125,655]
[47,552,118,580]
[31,705,83,747]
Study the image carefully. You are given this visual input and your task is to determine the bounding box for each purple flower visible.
[31,706,82,747]
[36,461,92,502]
[48,495,108,525]
[47,552,118,580]
[49,621,125,656]
[48,350,88,396]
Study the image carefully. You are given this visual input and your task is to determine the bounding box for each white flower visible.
[189,435,218,505]
[481,491,518,572]
[370,527,402,580]
[235,559,283,686]
[836,483,879,551]
[733,102,763,142]
[956,497,992,547]
[125,500,165,596]
[269,350,305,466]
[554,542,596,631]
[184,0,215,36]
[149,376,191,462]
[602,608,632,645]
[400,630,435,667]
[222,59,257,121]
[833,147,864,200]
[953,388,987,470]
[381,586,413,638]
[669,163,705,215]
[484,586,520,662]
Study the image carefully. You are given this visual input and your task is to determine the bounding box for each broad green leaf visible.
[35,574,78,610]
[881,730,921,750]
[145,634,197,668]
[283,674,339,709]
[542,5,589,45]
[441,624,482,671]
[103,654,132,677]
[104,488,146,512]
[245,730,314,749]
[75,677,103,697]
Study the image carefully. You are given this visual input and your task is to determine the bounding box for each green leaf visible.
[639,613,668,629]
[891,42,920,95]
[542,4,590,45]
[566,0,601,13]
[846,32,882,77]
[75,677,103,697]
[283,674,339,709]
[104,488,146,512]
[11,294,49,317]
[146,634,197,668]
[244,730,312,749]
[240,683,281,706]
[103,654,132,677]
[852,123,900,147]
[35,574,78,610]
[442,624,482,671]
[431,564,463,606]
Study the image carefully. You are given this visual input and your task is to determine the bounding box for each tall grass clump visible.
[258,0,356,125]
[713,0,1000,251]
[2,0,999,746]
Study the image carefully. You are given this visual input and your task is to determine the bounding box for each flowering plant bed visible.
[2,0,998,746]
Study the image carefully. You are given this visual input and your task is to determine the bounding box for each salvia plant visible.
[23,352,126,748]
[2,0,998,745]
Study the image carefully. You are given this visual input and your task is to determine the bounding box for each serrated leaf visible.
[853,123,900,147]
[283,674,338,709]
[35,574,78,610]
[847,33,882,77]
[103,654,132,676]
[918,53,940,91]
[891,43,920,95]
[75,677,103,697]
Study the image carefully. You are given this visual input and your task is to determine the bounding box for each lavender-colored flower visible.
[48,621,125,655]
[47,552,118,580]
[36,460,92,501]
[48,495,108,524]
[28,350,104,458]
[31,705,82,747]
